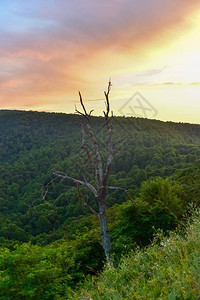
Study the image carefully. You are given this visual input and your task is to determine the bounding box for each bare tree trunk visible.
[98,191,113,264]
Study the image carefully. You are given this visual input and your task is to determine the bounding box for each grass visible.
[68,210,200,299]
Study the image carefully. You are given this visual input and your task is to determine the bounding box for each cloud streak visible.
[0,0,200,110]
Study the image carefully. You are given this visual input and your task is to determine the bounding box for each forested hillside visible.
[0,110,200,298]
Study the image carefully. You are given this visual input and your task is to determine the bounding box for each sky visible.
[0,0,200,124]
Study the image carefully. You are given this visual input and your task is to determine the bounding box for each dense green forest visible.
[0,110,200,298]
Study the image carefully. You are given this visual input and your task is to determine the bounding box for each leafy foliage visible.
[69,210,200,299]
[0,110,200,297]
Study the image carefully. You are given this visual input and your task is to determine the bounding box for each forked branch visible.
[106,186,138,203]
[104,78,112,120]
[76,90,104,185]
[53,170,98,197]
[77,184,99,218]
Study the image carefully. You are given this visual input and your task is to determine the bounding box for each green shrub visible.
[69,210,200,299]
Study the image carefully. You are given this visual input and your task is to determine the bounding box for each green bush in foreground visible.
[0,211,199,299]
[69,210,200,299]
[0,229,103,299]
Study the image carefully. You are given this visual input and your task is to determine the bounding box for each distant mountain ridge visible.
[0,109,200,243]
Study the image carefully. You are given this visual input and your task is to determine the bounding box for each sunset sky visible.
[1,0,200,123]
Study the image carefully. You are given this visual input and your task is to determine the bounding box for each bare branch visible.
[103,80,113,183]
[53,170,98,197]
[77,184,99,218]
[76,91,90,121]
[81,123,96,175]
[75,108,87,118]
[42,177,60,200]
[75,93,93,118]
[103,78,112,119]
[27,177,60,211]
[84,80,113,185]
[79,91,88,115]
[75,91,103,185]
[75,90,104,185]
[105,185,128,192]
[75,103,85,117]
[86,122,103,184]
[89,109,94,116]
[81,123,103,186]
[106,185,138,204]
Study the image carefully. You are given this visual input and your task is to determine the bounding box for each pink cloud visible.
[0,0,200,109]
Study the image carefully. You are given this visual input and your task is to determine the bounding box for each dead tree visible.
[45,80,131,265]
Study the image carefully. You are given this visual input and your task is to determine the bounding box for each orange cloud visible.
[0,0,200,113]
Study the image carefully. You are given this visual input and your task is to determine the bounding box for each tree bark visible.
[98,189,114,266]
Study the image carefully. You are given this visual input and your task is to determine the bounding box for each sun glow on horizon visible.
[0,1,200,124]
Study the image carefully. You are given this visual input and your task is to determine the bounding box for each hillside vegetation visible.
[69,210,200,299]
[0,110,200,298]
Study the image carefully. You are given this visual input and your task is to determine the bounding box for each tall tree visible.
[44,81,129,265]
